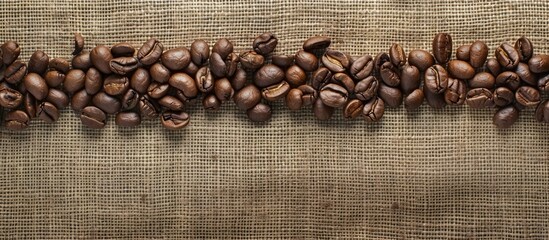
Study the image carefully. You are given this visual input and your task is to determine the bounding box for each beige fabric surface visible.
[1,0,549,239]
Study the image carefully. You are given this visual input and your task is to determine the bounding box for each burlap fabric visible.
[1,0,548,239]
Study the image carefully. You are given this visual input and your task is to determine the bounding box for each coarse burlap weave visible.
[1,0,548,239]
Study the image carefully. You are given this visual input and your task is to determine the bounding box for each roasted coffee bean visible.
[380,61,400,87]
[294,50,318,72]
[343,99,364,119]
[331,73,353,92]
[103,75,129,96]
[528,54,549,73]
[493,106,519,129]
[495,43,520,69]
[404,88,424,111]
[286,88,303,111]
[423,84,446,109]
[469,40,489,68]
[485,58,502,76]
[2,41,20,65]
[495,71,520,91]
[515,86,540,108]
[373,52,390,77]
[444,78,466,105]
[271,54,294,69]
[262,81,290,102]
[493,87,514,107]
[209,52,226,78]
[469,72,495,89]
[538,73,549,93]
[432,33,452,64]
[202,94,221,110]
[169,73,198,101]
[24,93,36,117]
[121,89,139,111]
[408,50,435,71]
[4,61,27,85]
[115,112,141,127]
[515,36,533,62]
[515,62,537,86]
[212,38,233,59]
[195,66,214,93]
[466,88,494,109]
[63,69,85,94]
[130,68,151,94]
[147,82,170,99]
[233,84,261,111]
[72,33,84,55]
[37,102,59,123]
[355,76,378,101]
[239,50,264,70]
[303,36,331,52]
[214,78,234,102]
[362,97,384,122]
[190,40,210,66]
[311,67,332,90]
[535,100,549,122]
[456,45,470,61]
[298,85,317,106]
[23,73,49,100]
[378,83,402,108]
[254,64,285,88]
[139,95,159,119]
[230,68,247,92]
[5,110,29,131]
[389,43,406,67]
[46,88,69,109]
[320,83,348,108]
[158,95,185,111]
[0,85,23,109]
[109,57,140,75]
[137,38,163,66]
[160,111,190,129]
[111,42,135,57]
[247,103,272,122]
[49,58,70,73]
[43,70,65,89]
[149,62,171,83]
[72,51,92,71]
[322,49,351,73]
[350,54,374,80]
[447,60,475,80]
[184,61,199,76]
[71,89,91,112]
[93,92,121,114]
[84,68,102,95]
[225,53,239,77]
[313,98,334,120]
[400,65,420,94]
[424,64,448,94]
[161,47,191,71]
[253,32,278,55]
[28,50,49,74]
[90,45,113,74]
[285,65,307,87]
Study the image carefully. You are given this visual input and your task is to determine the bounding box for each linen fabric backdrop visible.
[1,0,548,239]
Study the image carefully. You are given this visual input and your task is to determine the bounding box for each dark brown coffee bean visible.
[495,71,520,91]
[354,76,378,101]
[109,57,140,75]
[230,68,247,92]
[466,88,494,109]
[111,42,135,57]
[130,68,151,94]
[90,45,113,74]
[298,85,317,106]
[349,54,374,80]
[432,33,452,64]
[294,50,318,72]
[212,38,233,59]
[253,32,278,55]
[158,95,185,111]
[37,102,59,123]
[139,95,159,119]
[233,84,261,111]
[400,65,420,94]
[535,100,549,122]
[444,78,466,105]
[362,97,384,122]
[262,81,290,102]
[93,92,121,114]
[286,88,303,111]
[469,40,489,68]
[4,60,27,85]
[84,68,102,95]
[28,50,49,74]
[247,103,272,122]
[72,33,84,55]
[515,62,537,86]
[184,61,199,76]
[149,62,171,83]
[121,89,139,111]
[202,94,221,110]
[485,58,502,76]
[160,111,190,129]
[103,75,129,96]
[515,36,533,62]
[515,86,540,108]
[378,83,402,108]
[538,73,549,93]
[447,60,475,80]
[209,52,226,78]
[254,64,284,88]
[168,73,197,101]
[239,50,264,70]
[115,112,141,127]
[373,52,390,78]
[195,66,214,93]
[24,93,36,117]
[493,106,519,129]
[48,58,70,73]
[146,82,169,99]
[469,72,495,89]
[456,45,470,61]
[271,55,294,69]
[190,40,210,66]
[160,47,191,71]
[214,78,234,102]
[404,88,424,111]
[5,110,29,131]
[389,43,407,67]
[424,64,449,94]
[493,87,514,107]
[303,36,331,52]
[46,88,69,109]
[285,65,306,87]
[380,61,400,87]
[63,69,85,94]
[23,73,49,100]
[343,99,364,119]
[495,43,520,70]
[528,54,549,73]
[313,98,334,120]
[2,41,20,65]
[423,84,446,109]
[322,49,351,73]
[311,67,332,90]
[408,50,435,71]
[137,38,163,66]
[0,85,23,109]
[225,52,239,78]
[71,89,91,112]
[319,83,348,108]
[72,51,92,71]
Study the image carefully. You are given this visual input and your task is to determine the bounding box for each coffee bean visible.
[90,45,113,74]
[303,36,331,52]
[378,83,402,108]
[161,47,191,71]
[190,40,210,66]
[343,99,364,119]
[28,50,49,74]
[0,85,23,109]
[169,73,198,101]
[149,62,171,83]
[362,97,385,122]
[63,69,85,94]
[469,72,495,89]
[424,64,449,94]
[194,66,214,93]
[233,84,261,111]
[262,81,290,102]
[103,75,129,96]
[115,112,141,127]
[24,93,36,117]
[495,43,520,70]
[285,65,307,87]
[485,58,502,76]
[320,83,348,108]
[71,89,91,112]
[515,86,540,108]
[311,67,332,90]
[495,71,520,91]
[469,40,488,68]
[286,88,303,111]
[389,43,407,67]
[72,33,84,55]
[466,88,494,109]
[224,52,239,78]
[380,61,400,87]
[81,106,107,128]
[139,95,159,119]
[254,64,284,88]
[444,78,466,105]
[294,50,318,72]
[423,84,446,109]
[231,68,247,92]
[404,88,424,111]
[247,103,272,122]
[239,50,265,70]
[515,36,533,62]
[109,57,140,75]
[5,110,29,131]
[92,92,121,114]
[72,51,92,71]
[49,58,70,73]
[160,111,190,130]
[493,106,519,129]
[84,68,103,95]
[493,87,514,107]
[400,65,420,94]
[4,60,27,85]
[253,32,278,55]
[212,38,233,59]
[121,89,139,111]
[528,54,549,73]
[432,33,452,64]
[355,76,378,101]
[111,42,135,57]
[46,88,69,109]
[23,73,49,100]
[322,49,351,73]
[447,60,475,80]
[349,54,374,80]
[214,78,235,102]
[158,95,185,111]
[2,41,20,65]
[137,38,163,66]
[313,98,334,120]
[332,73,355,93]
[456,45,471,61]
[202,94,221,110]
[37,102,59,123]
[43,69,66,88]
[408,50,434,71]
[271,55,294,69]
[184,61,199,76]
[131,68,151,94]
[147,82,170,99]
[535,100,549,122]
[538,73,549,93]
[515,62,537,86]
[373,52,390,78]
[209,52,226,78]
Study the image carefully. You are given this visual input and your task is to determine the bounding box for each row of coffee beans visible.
[1,33,548,130]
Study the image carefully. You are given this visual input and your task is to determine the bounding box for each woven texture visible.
[1,0,549,239]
